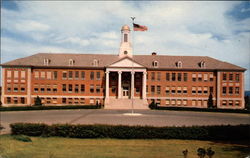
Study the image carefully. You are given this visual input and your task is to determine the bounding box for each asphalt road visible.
[1,109,250,134]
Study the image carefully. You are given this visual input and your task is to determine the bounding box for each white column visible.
[1,68,5,106]
[105,71,110,99]
[241,72,245,108]
[131,71,135,99]
[27,68,32,105]
[118,71,122,99]
[216,71,220,108]
[142,71,147,99]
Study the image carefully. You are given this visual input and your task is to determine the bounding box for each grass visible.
[0,135,249,158]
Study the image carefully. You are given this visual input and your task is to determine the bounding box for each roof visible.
[1,53,246,71]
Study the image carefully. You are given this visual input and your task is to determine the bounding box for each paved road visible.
[1,109,250,134]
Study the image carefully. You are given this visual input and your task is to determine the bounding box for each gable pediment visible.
[109,58,144,68]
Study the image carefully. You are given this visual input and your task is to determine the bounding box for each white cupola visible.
[119,25,132,58]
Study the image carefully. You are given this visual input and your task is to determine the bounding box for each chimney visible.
[152,52,157,56]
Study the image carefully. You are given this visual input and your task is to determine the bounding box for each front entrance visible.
[122,85,130,98]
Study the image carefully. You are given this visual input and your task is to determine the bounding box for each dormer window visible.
[93,59,99,66]
[69,59,75,66]
[44,58,50,66]
[152,61,158,67]
[200,61,206,68]
[176,61,182,68]
[124,51,128,55]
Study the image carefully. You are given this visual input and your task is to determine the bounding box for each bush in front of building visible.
[34,96,43,106]
[10,123,250,141]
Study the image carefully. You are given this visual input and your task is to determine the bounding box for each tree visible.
[207,92,214,108]
[34,96,42,106]
[197,148,206,158]
[206,147,215,158]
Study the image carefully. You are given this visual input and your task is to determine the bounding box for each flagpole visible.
[131,17,135,114]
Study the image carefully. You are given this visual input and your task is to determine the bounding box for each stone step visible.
[105,98,149,109]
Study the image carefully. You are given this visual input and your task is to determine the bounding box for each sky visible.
[1,1,250,90]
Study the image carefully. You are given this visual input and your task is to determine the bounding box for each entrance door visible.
[123,86,130,98]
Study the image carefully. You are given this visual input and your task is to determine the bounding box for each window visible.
[53,84,57,92]
[197,87,202,94]
[157,72,161,81]
[192,87,196,94]
[177,87,182,94]
[165,99,170,105]
[183,100,187,106]
[172,73,176,81]
[90,84,94,93]
[203,100,208,107]
[53,71,57,80]
[7,84,11,92]
[192,100,196,106]
[209,74,214,81]
[13,84,18,92]
[7,70,12,78]
[124,51,128,55]
[223,100,228,106]
[14,97,18,104]
[229,74,233,81]
[192,74,196,82]
[62,84,67,92]
[20,84,25,92]
[166,73,170,81]
[34,84,39,92]
[96,85,101,93]
[184,73,188,81]
[136,87,140,94]
[210,87,214,94]
[7,97,11,104]
[44,58,50,65]
[93,59,99,66]
[90,98,94,104]
[152,61,158,67]
[229,87,233,94]
[47,71,52,80]
[157,86,161,94]
[151,85,155,94]
[204,87,208,94]
[75,71,79,79]
[14,71,18,79]
[21,97,25,104]
[235,100,240,106]
[81,71,85,80]
[204,74,208,82]
[176,61,182,68]
[177,100,181,105]
[197,100,202,106]
[75,84,79,93]
[34,71,39,79]
[229,100,233,106]
[171,86,176,94]
[223,73,227,81]
[41,85,45,92]
[222,87,227,94]
[90,72,94,80]
[124,33,128,42]
[235,87,240,94]
[235,74,240,82]
[80,98,85,104]
[68,84,73,92]
[81,84,85,93]
[171,100,176,105]
[21,71,25,79]
[200,61,205,68]
[62,98,67,104]
[111,86,116,94]
[178,73,182,81]
[69,59,75,66]
[165,87,170,94]
[69,71,73,79]
[183,87,187,94]
[151,72,155,81]
[96,72,101,80]
[62,71,67,79]
[41,72,45,79]
[198,74,202,81]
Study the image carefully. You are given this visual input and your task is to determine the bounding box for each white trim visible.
[106,67,146,72]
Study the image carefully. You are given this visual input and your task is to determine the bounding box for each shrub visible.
[34,96,42,106]
[149,101,157,109]
[12,135,32,142]
[10,123,250,140]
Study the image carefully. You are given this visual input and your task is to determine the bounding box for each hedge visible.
[10,123,250,140]
[155,106,250,114]
[0,105,101,112]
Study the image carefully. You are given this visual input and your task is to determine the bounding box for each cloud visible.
[1,1,250,89]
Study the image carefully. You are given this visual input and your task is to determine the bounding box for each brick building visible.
[1,25,246,109]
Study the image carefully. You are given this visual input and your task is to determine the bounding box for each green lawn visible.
[0,135,249,158]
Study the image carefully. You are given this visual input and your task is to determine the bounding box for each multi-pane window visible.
[69,71,73,79]
[62,71,67,79]
[53,71,57,80]
[203,87,208,94]
[7,70,12,78]
[151,85,155,94]
[183,87,187,94]
[34,84,39,92]
[62,84,67,92]
[192,100,196,106]
[209,74,214,81]
[204,74,208,82]
[192,74,196,82]
[183,100,187,106]
[165,99,170,105]
[157,72,161,81]
[197,87,202,94]
[222,100,227,106]
[222,87,227,94]
[81,71,85,80]
[20,84,25,92]
[13,97,18,104]
[157,86,161,94]
[178,73,182,81]
[68,84,73,92]
[97,72,101,80]
[90,72,94,80]
[81,84,85,92]
[7,97,11,104]
[177,87,182,94]
[62,98,67,104]
[75,84,79,93]
[151,72,155,81]
[171,87,176,94]
[14,71,18,79]
[96,85,101,93]
[235,100,240,106]
[223,73,227,80]
[235,87,240,94]
[192,87,196,94]
[53,84,57,92]
[47,71,52,80]
[184,73,188,81]
[21,71,25,79]
[166,73,170,81]
[13,84,18,92]
[41,72,45,79]
[75,71,79,79]
[198,74,202,81]
[7,84,11,92]
[171,100,176,105]
[21,97,25,104]
[229,74,233,81]
[172,73,176,81]
[34,71,39,79]
[229,100,233,106]
[229,87,233,94]
[235,74,240,82]
[165,87,170,94]
[177,100,181,105]
[90,84,94,93]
